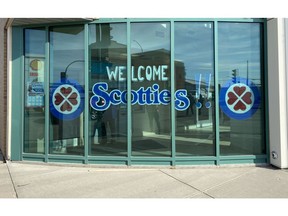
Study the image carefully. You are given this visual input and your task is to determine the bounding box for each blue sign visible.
[90,82,190,111]
[50,79,84,120]
[29,82,44,94]
[219,77,261,120]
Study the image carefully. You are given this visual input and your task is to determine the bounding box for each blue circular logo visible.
[50,79,84,120]
[219,77,261,120]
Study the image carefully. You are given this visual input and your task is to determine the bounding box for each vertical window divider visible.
[214,21,220,165]
[171,21,176,166]
[84,24,89,164]
[44,26,50,162]
[127,21,132,166]
[263,20,270,164]
[20,28,24,160]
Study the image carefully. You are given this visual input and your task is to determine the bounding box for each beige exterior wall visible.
[0,18,7,158]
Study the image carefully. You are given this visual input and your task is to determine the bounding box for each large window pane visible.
[49,26,85,155]
[24,28,46,153]
[174,22,215,156]
[89,23,127,156]
[131,22,171,156]
[218,22,265,155]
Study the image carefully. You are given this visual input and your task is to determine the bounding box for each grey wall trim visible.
[267,18,288,168]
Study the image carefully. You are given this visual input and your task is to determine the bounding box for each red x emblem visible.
[220,77,260,120]
[227,86,252,111]
[54,87,79,112]
[52,84,80,114]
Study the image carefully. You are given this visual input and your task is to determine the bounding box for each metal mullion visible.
[44,26,50,162]
[263,20,270,164]
[170,21,176,166]
[127,21,132,166]
[175,156,217,161]
[20,28,24,161]
[90,18,265,24]
[214,21,220,166]
[214,18,265,23]
[84,24,89,164]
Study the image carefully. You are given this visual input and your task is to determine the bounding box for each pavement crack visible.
[17,183,30,187]
[159,169,215,198]
[5,162,19,198]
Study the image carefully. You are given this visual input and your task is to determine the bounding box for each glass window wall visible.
[88,23,127,156]
[218,22,265,155]
[24,28,46,153]
[49,26,85,155]
[131,22,171,157]
[174,22,215,156]
[22,19,266,164]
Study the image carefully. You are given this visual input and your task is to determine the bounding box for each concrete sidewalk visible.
[1,158,288,198]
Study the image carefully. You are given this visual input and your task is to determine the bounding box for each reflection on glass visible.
[88,23,127,156]
[218,22,265,155]
[131,22,171,156]
[174,22,215,156]
[24,28,46,153]
[49,26,85,155]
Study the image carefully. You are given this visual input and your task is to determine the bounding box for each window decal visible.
[219,77,260,120]
[50,79,84,120]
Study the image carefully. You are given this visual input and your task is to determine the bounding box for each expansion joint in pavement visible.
[159,169,215,198]
[6,162,19,198]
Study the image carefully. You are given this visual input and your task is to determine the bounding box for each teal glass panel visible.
[130,22,171,157]
[174,22,215,156]
[24,28,46,153]
[88,23,127,156]
[218,22,265,155]
[49,26,85,155]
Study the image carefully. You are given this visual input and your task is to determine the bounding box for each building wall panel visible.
[0,18,7,158]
